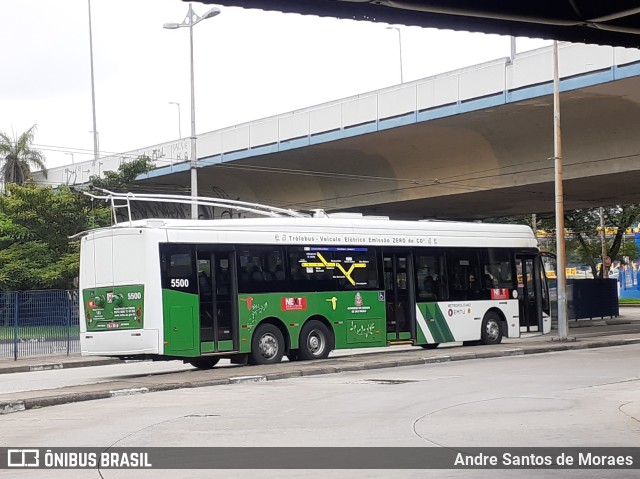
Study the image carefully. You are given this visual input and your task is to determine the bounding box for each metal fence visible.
[0,290,80,360]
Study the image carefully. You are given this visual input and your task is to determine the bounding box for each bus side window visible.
[448,250,483,301]
[238,245,287,293]
[481,249,514,293]
[415,251,447,301]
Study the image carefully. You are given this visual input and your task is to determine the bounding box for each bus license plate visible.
[106,322,120,329]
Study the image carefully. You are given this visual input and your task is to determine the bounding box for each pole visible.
[386,27,403,84]
[510,36,516,63]
[13,292,19,361]
[88,0,99,163]
[189,3,198,219]
[600,207,609,278]
[169,102,182,139]
[553,41,568,340]
[398,29,404,84]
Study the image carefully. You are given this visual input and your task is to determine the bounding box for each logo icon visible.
[354,292,364,307]
[326,297,338,310]
[8,449,39,468]
[281,297,307,311]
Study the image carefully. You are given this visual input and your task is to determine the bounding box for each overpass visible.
[36,42,640,219]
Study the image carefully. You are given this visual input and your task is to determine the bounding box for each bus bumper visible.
[80,329,159,356]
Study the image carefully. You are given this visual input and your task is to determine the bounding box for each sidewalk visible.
[1,313,639,415]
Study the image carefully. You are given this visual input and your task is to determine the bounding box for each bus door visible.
[383,251,416,342]
[196,249,238,352]
[515,254,543,333]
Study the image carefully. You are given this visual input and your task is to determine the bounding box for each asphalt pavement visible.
[1,307,639,415]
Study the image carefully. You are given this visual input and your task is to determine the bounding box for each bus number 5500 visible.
[171,279,189,288]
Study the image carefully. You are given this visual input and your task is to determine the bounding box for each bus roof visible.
[86,216,538,250]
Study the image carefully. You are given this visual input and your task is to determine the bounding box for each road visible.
[1,344,639,478]
[2,319,640,396]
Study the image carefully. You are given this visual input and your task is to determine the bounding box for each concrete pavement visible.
[1,312,639,415]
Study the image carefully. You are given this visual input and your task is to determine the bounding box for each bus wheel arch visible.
[481,309,504,345]
[249,318,288,365]
[298,315,335,361]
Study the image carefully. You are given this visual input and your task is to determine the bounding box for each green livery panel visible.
[83,285,144,331]
[415,302,456,345]
[237,290,387,351]
[162,289,200,357]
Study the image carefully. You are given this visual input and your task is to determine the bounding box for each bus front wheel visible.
[481,312,503,345]
[298,320,333,360]
[250,323,285,365]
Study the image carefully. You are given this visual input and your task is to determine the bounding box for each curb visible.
[2,336,640,415]
[0,358,121,375]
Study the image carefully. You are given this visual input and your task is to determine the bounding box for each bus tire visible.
[250,323,285,365]
[187,357,220,369]
[480,312,503,345]
[421,343,439,349]
[298,320,333,360]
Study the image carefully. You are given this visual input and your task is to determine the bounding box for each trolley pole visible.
[553,41,569,340]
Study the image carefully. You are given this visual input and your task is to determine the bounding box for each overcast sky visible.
[1,0,551,170]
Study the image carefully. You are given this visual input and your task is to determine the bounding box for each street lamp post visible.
[87,0,98,164]
[164,3,221,219]
[386,26,404,84]
[88,131,99,159]
[168,102,182,139]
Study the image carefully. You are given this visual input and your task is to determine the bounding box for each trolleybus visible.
[79,192,551,368]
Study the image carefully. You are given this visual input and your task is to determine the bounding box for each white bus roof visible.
[85,216,538,250]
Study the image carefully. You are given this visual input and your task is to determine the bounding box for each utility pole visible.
[553,41,569,341]
[600,207,609,278]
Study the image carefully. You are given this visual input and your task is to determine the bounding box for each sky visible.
[0,0,551,171]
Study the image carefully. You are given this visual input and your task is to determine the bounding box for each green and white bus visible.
[79,192,551,368]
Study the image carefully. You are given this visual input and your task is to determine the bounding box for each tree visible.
[89,155,155,191]
[565,205,640,277]
[0,125,47,185]
[488,205,640,278]
[0,184,110,290]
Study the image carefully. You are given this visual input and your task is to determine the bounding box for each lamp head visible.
[202,7,221,20]
[163,22,180,29]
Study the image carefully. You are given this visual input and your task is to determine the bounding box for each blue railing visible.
[0,290,80,360]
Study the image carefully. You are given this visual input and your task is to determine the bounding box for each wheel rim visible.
[258,333,279,359]
[485,319,500,341]
[307,329,326,356]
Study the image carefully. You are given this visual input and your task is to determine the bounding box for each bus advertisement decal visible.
[281,297,307,311]
[83,285,145,331]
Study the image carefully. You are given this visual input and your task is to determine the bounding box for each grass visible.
[619,298,640,305]
[0,326,80,341]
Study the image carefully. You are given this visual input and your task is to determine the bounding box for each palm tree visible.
[0,125,47,185]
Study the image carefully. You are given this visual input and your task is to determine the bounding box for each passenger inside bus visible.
[422,276,438,301]
[198,270,212,297]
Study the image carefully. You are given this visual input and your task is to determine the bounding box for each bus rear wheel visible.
[250,323,285,365]
[298,320,333,360]
[481,312,503,345]
[187,357,220,370]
